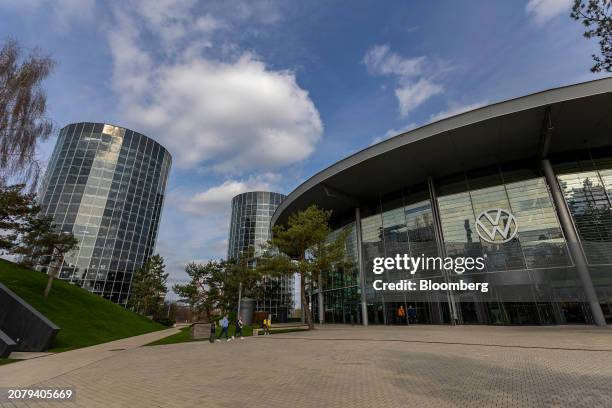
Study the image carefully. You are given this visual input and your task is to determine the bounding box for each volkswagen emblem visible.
[475,209,518,243]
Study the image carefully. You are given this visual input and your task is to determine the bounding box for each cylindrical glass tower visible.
[227,191,294,321]
[227,191,286,260]
[38,122,172,304]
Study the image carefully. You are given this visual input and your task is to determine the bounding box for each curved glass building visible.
[227,191,294,321]
[272,78,612,326]
[228,191,286,260]
[38,122,172,304]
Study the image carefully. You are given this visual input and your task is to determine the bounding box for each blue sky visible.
[0,0,605,284]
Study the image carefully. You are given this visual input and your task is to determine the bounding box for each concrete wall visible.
[0,283,60,352]
[0,329,16,358]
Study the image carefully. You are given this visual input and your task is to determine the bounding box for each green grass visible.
[145,325,253,346]
[0,358,21,366]
[0,259,165,352]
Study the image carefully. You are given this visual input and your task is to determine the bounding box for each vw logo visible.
[475,209,518,243]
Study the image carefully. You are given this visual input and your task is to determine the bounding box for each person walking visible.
[407,305,417,324]
[397,305,407,325]
[263,317,271,335]
[234,316,244,340]
[209,321,216,343]
[217,315,230,341]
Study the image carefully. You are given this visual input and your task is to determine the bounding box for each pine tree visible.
[173,260,226,321]
[0,183,38,254]
[129,255,169,316]
[258,205,348,329]
[16,215,78,298]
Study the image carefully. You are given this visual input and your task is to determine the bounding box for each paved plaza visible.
[2,325,612,407]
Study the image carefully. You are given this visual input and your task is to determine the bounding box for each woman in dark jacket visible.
[234,316,244,339]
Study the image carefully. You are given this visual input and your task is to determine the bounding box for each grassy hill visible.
[0,259,164,352]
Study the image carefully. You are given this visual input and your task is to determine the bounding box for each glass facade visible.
[312,221,360,324]
[314,148,612,325]
[227,191,294,321]
[37,122,172,305]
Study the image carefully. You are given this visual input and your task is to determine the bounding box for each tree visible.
[0,183,39,253]
[259,205,347,329]
[129,254,169,316]
[310,228,351,324]
[572,0,612,72]
[0,39,55,185]
[16,215,78,298]
[173,260,226,321]
[224,248,266,314]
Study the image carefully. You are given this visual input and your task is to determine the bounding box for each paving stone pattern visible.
[1,325,611,408]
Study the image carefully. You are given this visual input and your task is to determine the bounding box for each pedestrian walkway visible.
[0,327,178,387]
[1,325,611,407]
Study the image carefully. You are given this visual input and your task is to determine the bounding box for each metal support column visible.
[317,275,324,324]
[355,207,369,326]
[427,177,459,325]
[541,159,606,327]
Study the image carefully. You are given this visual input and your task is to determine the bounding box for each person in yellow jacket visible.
[262,318,271,335]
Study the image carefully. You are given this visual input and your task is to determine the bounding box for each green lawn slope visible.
[0,259,164,352]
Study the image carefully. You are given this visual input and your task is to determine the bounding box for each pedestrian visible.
[397,305,406,325]
[217,315,230,341]
[209,321,216,343]
[234,315,244,340]
[263,317,271,335]
[407,305,416,324]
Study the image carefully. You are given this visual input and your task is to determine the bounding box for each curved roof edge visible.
[272,77,612,226]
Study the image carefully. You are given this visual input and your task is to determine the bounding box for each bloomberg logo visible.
[475,209,518,243]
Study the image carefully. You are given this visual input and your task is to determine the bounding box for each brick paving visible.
[2,325,612,407]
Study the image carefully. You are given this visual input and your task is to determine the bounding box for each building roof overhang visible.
[272,78,612,227]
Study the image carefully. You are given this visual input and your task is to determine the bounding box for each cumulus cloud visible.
[526,0,572,25]
[363,44,443,117]
[108,2,323,173]
[100,1,315,282]
[428,100,489,123]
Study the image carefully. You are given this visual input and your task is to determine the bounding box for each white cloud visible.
[363,44,443,117]
[108,2,323,173]
[428,100,489,123]
[395,79,443,117]
[195,14,225,33]
[363,45,425,77]
[526,0,572,25]
[185,173,281,214]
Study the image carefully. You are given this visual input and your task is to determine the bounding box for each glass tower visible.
[37,122,172,305]
[227,191,294,321]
